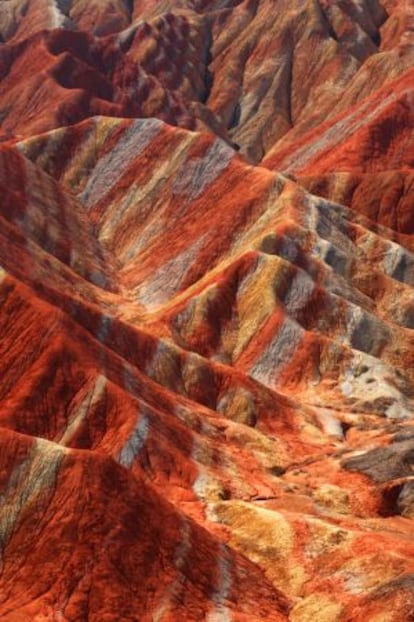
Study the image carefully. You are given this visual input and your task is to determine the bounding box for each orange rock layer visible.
[0,1,413,621]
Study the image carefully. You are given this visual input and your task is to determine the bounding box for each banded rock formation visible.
[0,1,413,621]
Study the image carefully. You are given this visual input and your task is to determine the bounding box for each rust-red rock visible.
[0,1,413,620]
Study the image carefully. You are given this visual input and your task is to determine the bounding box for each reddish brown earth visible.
[0,1,413,620]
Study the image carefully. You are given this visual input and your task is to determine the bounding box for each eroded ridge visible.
[0,1,413,621]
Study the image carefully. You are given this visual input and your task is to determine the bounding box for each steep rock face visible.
[0,1,413,621]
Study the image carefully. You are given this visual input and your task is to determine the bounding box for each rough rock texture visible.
[0,1,413,620]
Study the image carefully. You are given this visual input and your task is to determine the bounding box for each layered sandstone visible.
[0,1,413,621]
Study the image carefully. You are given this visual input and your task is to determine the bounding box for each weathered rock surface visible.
[0,1,413,620]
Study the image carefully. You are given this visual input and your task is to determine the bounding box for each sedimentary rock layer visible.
[0,1,413,620]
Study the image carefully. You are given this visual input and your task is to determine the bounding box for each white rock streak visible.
[81,119,163,208]
[59,375,107,446]
[207,544,233,622]
[250,316,304,388]
[382,241,414,285]
[0,438,64,564]
[284,270,315,317]
[136,235,206,310]
[314,408,344,439]
[49,1,67,28]
[279,92,397,172]
[173,138,234,200]
[118,411,150,468]
[153,517,192,622]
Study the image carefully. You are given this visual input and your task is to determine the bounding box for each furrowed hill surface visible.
[0,1,413,620]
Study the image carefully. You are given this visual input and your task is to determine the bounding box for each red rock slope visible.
[0,1,414,620]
